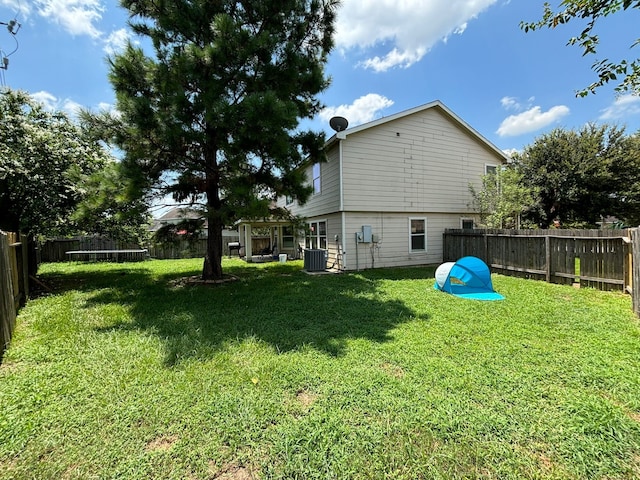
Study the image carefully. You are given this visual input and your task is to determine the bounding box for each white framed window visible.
[285,195,294,206]
[485,164,498,175]
[307,220,327,249]
[409,217,426,252]
[312,163,321,194]
[461,218,474,229]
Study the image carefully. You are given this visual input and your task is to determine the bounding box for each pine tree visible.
[110,0,339,279]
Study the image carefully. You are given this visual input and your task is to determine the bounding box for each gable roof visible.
[326,100,510,163]
[155,207,203,222]
[149,207,206,232]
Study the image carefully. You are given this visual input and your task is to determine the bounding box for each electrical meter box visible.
[362,225,372,243]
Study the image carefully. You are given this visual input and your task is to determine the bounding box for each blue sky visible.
[1,0,639,155]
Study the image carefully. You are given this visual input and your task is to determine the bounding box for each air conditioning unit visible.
[304,249,326,272]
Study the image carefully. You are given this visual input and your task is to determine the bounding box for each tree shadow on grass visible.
[47,261,432,365]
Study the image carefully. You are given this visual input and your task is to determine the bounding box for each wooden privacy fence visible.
[39,236,142,263]
[443,229,632,292]
[631,229,640,316]
[147,238,210,260]
[147,236,265,260]
[1,231,29,361]
[42,236,243,261]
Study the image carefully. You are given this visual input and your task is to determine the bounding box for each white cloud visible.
[599,94,640,120]
[335,0,498,71]
[62,98,83,116]
[500,96,520,110]
[0,0,31,16]
[360,47,426,73]
[497,105,570,137]
[500,96,536,112]
[30,91,58,110]
[502,148,519,159]
[30,90,84,117]
[97,101,121,118]
[103,28,130,55]
[35,0,104,38]
[320,94,394,127]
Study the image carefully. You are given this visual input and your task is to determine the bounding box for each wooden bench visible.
[65,249,148,262]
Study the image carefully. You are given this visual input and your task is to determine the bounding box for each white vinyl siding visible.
[341,108,500,213]
[281,147,340,217]
[342,213,466,270]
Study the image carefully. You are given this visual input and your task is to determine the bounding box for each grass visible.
[1,258,640,479]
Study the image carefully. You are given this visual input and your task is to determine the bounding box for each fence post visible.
[545,236,551,283]
[19,233,29,300]
[625,229,633,295]
[632,229,640,317]
[484,233,488,264]
[0,231,17,361]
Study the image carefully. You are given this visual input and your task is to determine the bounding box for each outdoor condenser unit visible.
[304,249,326,272]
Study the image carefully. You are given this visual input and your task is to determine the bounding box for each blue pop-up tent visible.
[434,256,504,301]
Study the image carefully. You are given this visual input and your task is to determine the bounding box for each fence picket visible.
[444,229,631,292]
[0,231,28,362]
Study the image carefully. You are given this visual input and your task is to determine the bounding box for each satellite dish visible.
[329,116,349,132]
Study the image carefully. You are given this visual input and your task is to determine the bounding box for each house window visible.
[461,218,474,229]
[285,195,294,206]
[312,163,321,194]
[307,220,327,249]
[282,225,294,248]
[485,164,498,176]
[409,218,426,252]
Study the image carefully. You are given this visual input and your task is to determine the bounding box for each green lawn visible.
[1,258,639,479]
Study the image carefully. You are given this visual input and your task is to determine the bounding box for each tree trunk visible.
[203,214,224,280]
[202,141,224,281]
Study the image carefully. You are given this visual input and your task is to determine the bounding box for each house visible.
[150,207,239,241]
[238,100,509,270]
[149,207,209,236]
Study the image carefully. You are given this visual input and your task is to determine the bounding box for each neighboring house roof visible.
[157,207,203,222]
[325,100,510,163]
[149,207,206,232]
[149,207,240,236]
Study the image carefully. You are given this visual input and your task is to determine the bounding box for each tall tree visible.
[0,90,109,238]
[515,124,634,227]
[608,131,640,225]
[108,0,339,280]
[521,1,640,96]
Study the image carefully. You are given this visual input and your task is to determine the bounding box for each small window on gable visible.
[461,218,474,230]
[409,218,426,252]
[312,163,321,194]
[485,164,498,176]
